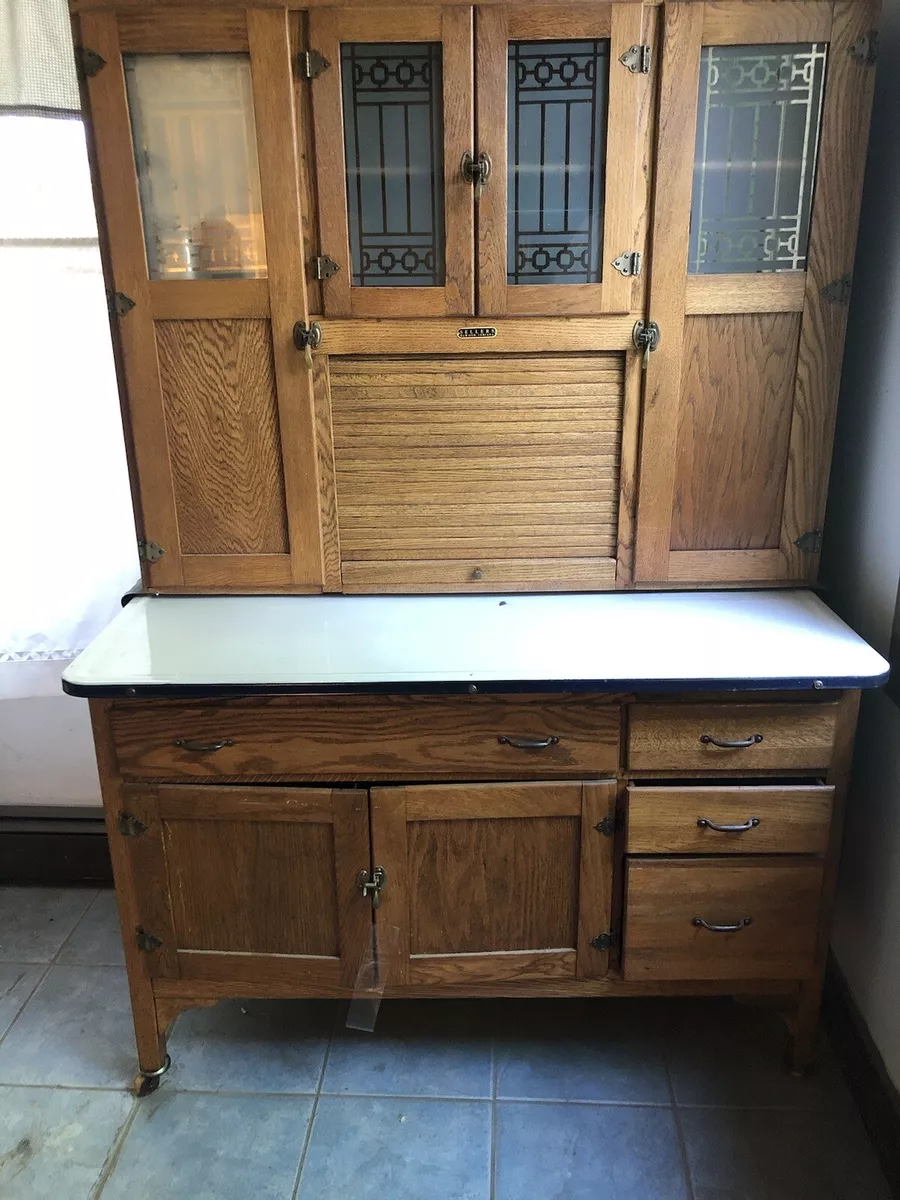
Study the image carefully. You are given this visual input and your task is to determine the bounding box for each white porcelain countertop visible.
[61,590,889,697]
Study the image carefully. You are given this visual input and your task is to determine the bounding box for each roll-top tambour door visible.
[633,1,879,585]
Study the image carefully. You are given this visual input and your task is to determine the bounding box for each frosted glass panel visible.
[689,43,827,274]
[507,40,609,286]
[124,54,266,280]
[341,43,444,287]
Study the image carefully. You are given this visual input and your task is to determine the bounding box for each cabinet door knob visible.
[498,735,559,750]
[472,567,484,580]
[692,916,753,933]
[697,817,761,833]
[699,734,763,749]
[173,738,235,753]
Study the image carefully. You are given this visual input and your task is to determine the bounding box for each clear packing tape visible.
[346,923,401,1033]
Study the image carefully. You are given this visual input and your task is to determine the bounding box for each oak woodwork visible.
[341,556,617,592]
[116,8,249,51]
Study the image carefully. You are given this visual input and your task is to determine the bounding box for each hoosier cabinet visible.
[65,0,889,1094]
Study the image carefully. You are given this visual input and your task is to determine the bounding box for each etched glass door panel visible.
[507,40,608,286]
[341,43,445,287]
[124,54,266,280]
[689,43,827,274]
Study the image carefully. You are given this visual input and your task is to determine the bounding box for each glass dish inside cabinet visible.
[124,54,266,280]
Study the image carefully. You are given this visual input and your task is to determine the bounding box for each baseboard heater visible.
[0,807,112,885]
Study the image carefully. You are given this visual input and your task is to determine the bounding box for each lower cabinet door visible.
[370,780,617,987]
[622,858,823,981]
[119,784,372,989]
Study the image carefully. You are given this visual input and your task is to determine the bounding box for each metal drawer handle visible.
[173,738,235,753]
[498,735,559,750]
[699,733,763,749]
[697,817,761,833]
[692,916,753,933]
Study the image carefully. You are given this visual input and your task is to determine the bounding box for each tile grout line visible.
[289,1007,339,1200]
[489,1032,498,1200]
[0,963,51,1057]
[663,1035,697,1200]
[91,1096,140,1199]
[50,888,102,966]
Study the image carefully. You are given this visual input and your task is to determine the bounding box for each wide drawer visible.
[623,859,823,980]
[627,703,839,772]
[626,784,834,854]
[108,694,619,780]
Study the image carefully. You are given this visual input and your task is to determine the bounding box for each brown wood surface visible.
[117,786,180,978]
[442,5,475,313]
[626,784,834,854]
[628,702,839,772]
[506,5,612,37]
[666,548,786,583]
[671,313,801,552]
[701,1,832,43]
[370,786,410,987]
[341,556,617,592]
[577,780,617,978]
[75,0,668,10]
[623,858,824,980]
[179,554,296,587]
[149,280,270,320]
[408,950,577,985]
[117,7,248,50]
[315,317,635,353]
[312,357,342,591]
[403,780,583,819]
[474,5,508,314]
[155,784,337,822]
[109,694,621,780]
[684,273,806,316]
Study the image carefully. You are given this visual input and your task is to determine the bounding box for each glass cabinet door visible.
[476,5,650,316]
[309,8,474,316]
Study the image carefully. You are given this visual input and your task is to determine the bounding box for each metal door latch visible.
[358,866,387,909]
[461,152,492,199]
[293,320,322,369]
[633,320,661,369]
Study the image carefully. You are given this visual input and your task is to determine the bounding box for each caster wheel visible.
[132,1054,171,1098]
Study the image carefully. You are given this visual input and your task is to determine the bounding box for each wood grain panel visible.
[475,5,509,314]
[149,280,270,319]
[507,6,611,38]
[623,859,823,980]
[407,949,577,985]
[341,557,617,591]
[442,5,475,314]
[626,784,834,855]
[685,273,806,316]
[312,357,342,591]
[701,1,832,44]
[667,549,786,583]
[117,8,248,51]
[628,703,839,772]
[118,785,180,978]
[671,314,801,552]
[316,317,635,354]
[404,781,583,820]
[155,319,289,556]
[577,780,617,978]
[110,694,621,781]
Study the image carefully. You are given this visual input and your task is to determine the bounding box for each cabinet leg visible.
[129,983,171,1097]
[787,978,823,1076]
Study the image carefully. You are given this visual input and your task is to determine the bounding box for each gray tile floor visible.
[0,885,891,1200]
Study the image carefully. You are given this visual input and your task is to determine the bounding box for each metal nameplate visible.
[457,327,498,339]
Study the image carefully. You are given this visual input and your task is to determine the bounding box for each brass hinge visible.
[299,49,330,79]
[633,319,661,370]
[590,931,616,952]
[821,274,852,305]
[795,529,823,554]
[612,251,642,278]
[594,814,617,837]
[357,866,387,910]
[75,47,106,79]
[107,290,136,319]
[850,30,877,64]
[619,44,652,74]
[118,812,148,838]
[135,928,163,953]
[138,538,165,563]
[314,255,340,281]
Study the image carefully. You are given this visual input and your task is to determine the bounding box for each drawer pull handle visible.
[498,735,559,750]
[173,738,235,753]
[699,733,763,749]
[692,916,753,933]
[697,817,761,833]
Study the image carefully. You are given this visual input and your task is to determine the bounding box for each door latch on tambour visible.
[293,320,322,369]
[632,320,661,369]
[357,867,387,910]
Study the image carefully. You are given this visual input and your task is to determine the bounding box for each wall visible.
[821,0,900,1091]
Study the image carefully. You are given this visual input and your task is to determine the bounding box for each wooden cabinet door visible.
[633,0,878,585]
[77,10,325,591]
[476,4,652,316]
[370,780,617,986]
[118,784,372,990]
[309,7,474,317]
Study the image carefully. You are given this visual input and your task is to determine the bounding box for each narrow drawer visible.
[627,703,838,772]
[626,784,833,854]
[623,859,823,980]
[109,694,619,780]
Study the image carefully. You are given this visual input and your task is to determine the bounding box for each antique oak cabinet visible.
[67,0,887,1094]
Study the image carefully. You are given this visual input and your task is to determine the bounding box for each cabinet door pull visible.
[497,735,559,750]
[699,733,763,749]
[173,738,235,753]
[692,916,753,933]
[697,817,761,833]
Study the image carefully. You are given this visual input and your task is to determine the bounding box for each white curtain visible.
[0,1,138,700]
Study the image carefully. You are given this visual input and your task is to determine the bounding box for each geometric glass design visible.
[689,43,827,274]
[507,39,609,285]
[124,54,266,280]
[341,42,444,287]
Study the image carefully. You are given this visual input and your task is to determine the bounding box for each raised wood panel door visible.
[309,7,474,317]
[633,0,879,585]
[370,780,617,986]
[476,4,652,316]
[76,10,326,590]
[119,784,372,990]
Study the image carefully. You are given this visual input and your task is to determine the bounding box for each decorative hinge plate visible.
[795,529,823,554]
[300,49,330,79]
[107,290,136,319]
[590,931,616,952]
[612,251,642,278]
[314,255,340,281]
[821,273,852,305]
[118,811,148,838]
[135,928,163,953]
[850,30,877,64]
[619,44,652,73]
[138,539,165,563]
[75,47,106,78]
[357,866,387,909]
[594,815,617,837]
